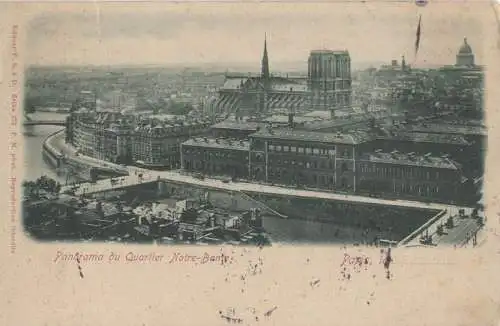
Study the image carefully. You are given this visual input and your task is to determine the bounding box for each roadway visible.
[437,218,481,246]
[62,164,471,215]
[47,130,128,172]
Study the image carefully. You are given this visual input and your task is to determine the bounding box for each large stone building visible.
[181,137,250,179]
[67,110,212,169]
[180,126,475,203]
[213,37,352,118]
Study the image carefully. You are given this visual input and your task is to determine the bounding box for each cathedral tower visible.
[307,49,352,114]
[261,34,270,80]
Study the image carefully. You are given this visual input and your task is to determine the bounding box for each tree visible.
[22,180,38,198]
[33,176,61,194]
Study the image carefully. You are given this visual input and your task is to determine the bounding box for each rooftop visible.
[271,84,308,92]
[406,123,487,136]
[211,121,262,131]
[261,115,318,124]
[303,111,331,119]
[250,128,371,145]
[221,78,247,90]
[310,49,349,55]
[378,131,471,145]
[182,137,250,151]
[364,151,459,170]
[300,115,374,131]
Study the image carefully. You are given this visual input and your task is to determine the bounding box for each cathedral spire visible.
[261,33,270,80]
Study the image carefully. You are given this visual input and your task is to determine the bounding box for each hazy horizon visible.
[24,59,450,73]
[24,3,487,68]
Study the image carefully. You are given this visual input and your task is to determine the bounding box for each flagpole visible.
[413,14,422,66]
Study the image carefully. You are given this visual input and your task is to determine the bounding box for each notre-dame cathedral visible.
[213,36,353,119]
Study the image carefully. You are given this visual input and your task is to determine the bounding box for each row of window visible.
[396,183,440,194]
[268,159,343,171]
[267,145,337,156]
[183,149,246,161]
[359,180,441,195]
[184,161,245,174]
[358,163,444,180]
[268,169,336,185]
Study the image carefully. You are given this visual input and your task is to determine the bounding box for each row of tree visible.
[23,176,62,199]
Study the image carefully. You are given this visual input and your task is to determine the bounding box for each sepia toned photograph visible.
[21,3,487,248]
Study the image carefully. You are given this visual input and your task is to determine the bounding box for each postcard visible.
[2,1,500,325]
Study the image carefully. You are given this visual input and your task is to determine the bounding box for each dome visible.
[458,38,473,55]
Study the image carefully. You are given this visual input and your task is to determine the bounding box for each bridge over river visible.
[23,113,66,127]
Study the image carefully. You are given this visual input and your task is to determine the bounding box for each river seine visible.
[23,112,69,183]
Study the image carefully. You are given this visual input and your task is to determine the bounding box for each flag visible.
[415,15,422,56]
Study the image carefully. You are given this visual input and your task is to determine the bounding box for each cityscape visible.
[23,12,486,247]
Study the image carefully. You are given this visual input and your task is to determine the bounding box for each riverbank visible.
[42,128,128,181]
[41,130,64,168]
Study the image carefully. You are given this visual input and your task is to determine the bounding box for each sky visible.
[24,2,488,70]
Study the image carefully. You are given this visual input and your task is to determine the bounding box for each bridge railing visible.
[397,209,447,247]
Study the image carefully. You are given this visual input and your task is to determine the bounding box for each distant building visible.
[439,37,484,78]
[373,56,411,85]
[456,37,475,66]
[77,90,97,110]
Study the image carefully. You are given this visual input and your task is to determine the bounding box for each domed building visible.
[456,37,475,66]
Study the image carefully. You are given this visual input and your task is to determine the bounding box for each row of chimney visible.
[194,137,246,146]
